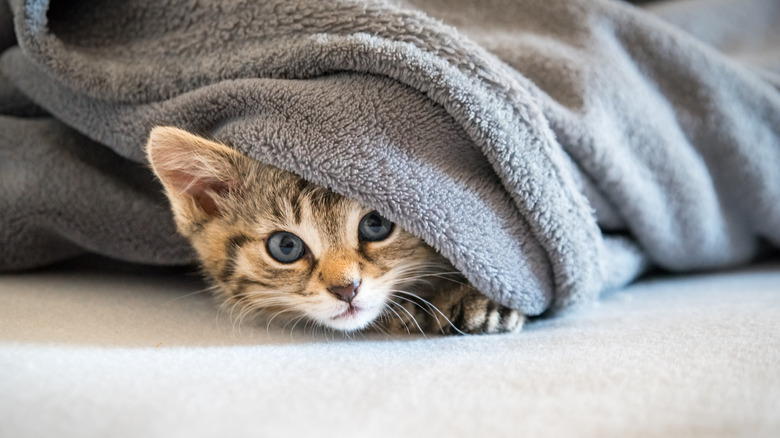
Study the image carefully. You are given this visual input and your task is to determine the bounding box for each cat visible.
[146,126,524,335]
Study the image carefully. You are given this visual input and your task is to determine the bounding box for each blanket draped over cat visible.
[1,0,778,315]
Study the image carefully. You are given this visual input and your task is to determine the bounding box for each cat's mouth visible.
[319,292,385,331]
[332,305,362,320]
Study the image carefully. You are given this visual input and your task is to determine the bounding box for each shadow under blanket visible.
[1,0,779,315]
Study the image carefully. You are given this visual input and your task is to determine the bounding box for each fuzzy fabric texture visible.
[1,0,778,315]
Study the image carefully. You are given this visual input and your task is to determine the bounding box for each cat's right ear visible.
[146,126,248,223]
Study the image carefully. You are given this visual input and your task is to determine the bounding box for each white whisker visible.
[288,315,307,339]
[382,302,411,334]
[391,290,467,336]
[265,309,293,333]
[388,300,425,336]
[164,283,220,305]
[389,293,436,319]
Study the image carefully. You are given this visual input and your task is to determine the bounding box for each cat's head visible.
[146,126,445,332]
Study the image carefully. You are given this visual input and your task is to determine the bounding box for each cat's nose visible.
[328,279,360,303]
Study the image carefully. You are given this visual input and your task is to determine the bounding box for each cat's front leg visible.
[428,284,525,335]
[381,283,524,335]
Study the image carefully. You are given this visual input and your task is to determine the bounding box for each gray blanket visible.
[1,0,778,315]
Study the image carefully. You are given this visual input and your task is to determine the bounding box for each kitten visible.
[146,126,524,335]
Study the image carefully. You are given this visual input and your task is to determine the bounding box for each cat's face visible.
[146,126,445,331]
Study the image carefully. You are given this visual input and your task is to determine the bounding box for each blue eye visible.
[358,211,394,242]
[266,232,306,263]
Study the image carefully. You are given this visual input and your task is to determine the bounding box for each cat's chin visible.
[316,304,384,332]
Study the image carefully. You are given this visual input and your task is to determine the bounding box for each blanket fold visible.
[1,0,778,314]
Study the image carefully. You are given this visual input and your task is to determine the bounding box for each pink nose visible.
[328,279,360,303]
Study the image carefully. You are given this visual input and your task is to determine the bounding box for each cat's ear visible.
[146,126,250,221]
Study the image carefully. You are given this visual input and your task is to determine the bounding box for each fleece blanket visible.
[1,0,778,315]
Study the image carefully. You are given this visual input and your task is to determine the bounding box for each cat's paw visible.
[378,286,524,336]
[439,289,525,335]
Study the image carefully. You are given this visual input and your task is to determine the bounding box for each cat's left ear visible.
[146,126,250,221]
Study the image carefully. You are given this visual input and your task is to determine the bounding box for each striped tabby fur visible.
[146,126,523,335]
